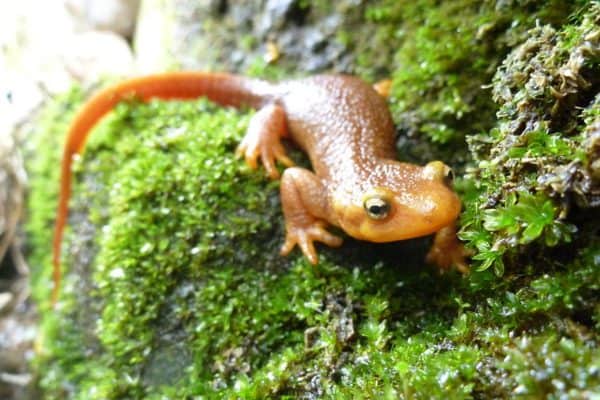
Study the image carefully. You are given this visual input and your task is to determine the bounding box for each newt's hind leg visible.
[236,103,294,179]
[279,167,342,264]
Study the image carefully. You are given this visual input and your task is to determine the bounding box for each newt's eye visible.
[444,168,454,186]
[364,196,390,220]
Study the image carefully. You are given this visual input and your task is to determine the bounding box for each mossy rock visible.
[26,1,599,398]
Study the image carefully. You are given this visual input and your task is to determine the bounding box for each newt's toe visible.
[426,237,471,274]
[426,224,471,274]
[235,141,259,170]
[280,223,343,265]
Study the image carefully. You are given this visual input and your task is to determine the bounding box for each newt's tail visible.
[51,71,274,304]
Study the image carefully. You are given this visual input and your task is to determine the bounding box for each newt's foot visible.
[280,221,343,265]
[372,79,392,98]
[236,103,294,179]
[426,224,470,274]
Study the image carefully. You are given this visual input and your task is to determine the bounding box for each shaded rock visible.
[66,0,141,38]
[60,31,135,82]
[134,0,367,73]
[0,0,136,95]
[0,277,37,400]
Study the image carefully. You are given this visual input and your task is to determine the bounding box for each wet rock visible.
[133,0,173,73]
[66,0,141,38]
[0,294,13,314]
[60,31,135,82]
[0,278,36,400]
[134,0,368,74]
[1,0,136,96]
[0,101,27,278]
[257,0,300,35]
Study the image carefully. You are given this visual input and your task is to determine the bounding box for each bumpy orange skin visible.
[53,72,467,303]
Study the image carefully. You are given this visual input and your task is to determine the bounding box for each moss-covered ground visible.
[27,1,599,398]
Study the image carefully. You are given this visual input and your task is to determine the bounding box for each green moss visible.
[498,333,598,397]
[354,0,588,163]
[244,57,294,81]
[464,191,577,275]
[28,102,600,399]
[460,4,600,274]
[25,87,87,305]
[25,1,600,398]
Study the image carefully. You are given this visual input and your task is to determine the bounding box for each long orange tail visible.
[51,71,274,304]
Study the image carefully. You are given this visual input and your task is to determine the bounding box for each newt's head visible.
[332,160,460,242]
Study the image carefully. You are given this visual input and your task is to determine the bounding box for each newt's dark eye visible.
[364,196,390,220]
[444,168,454,186]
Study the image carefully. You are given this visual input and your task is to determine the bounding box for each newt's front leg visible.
[236,103,294,179]
[236,104,340,263]
[425,223,470,274]
[279,167,342,264]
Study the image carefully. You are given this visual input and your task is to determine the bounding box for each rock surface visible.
[21,0,600,398]
[66,0,141,38]
[134,1,370,74]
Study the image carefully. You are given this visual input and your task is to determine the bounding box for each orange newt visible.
[52,72,467,303]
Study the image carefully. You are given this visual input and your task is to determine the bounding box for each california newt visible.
[52,72,467,302]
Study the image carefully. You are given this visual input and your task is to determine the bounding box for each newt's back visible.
[276,75,397,179]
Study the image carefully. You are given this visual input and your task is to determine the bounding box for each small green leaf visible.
[520,222,545,244]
